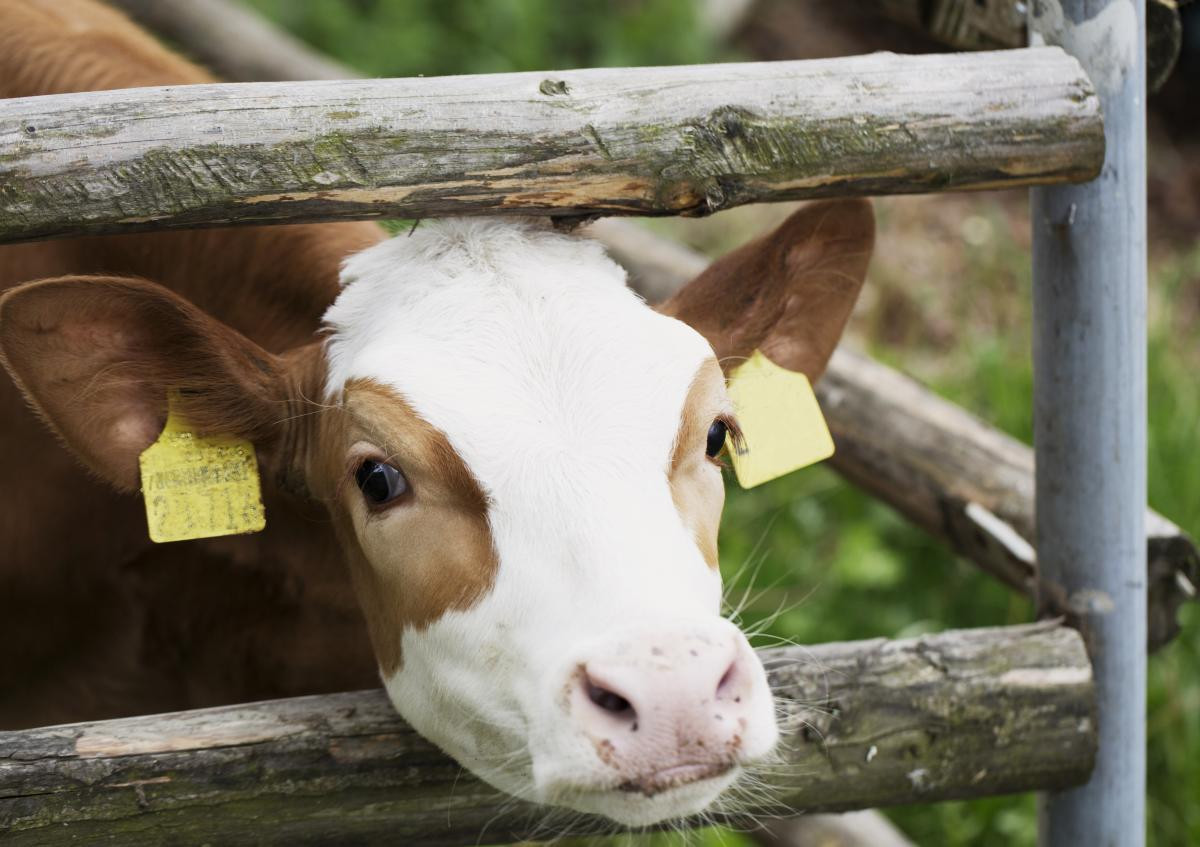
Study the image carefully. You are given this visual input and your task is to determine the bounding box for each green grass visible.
[245,3,1200,843]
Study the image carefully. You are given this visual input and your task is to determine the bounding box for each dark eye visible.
[354,459,408,506]
[705,419,728,458]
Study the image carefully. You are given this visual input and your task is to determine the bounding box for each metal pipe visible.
[1029,2,1147,845]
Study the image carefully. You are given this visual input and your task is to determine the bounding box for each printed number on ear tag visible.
[725,351,834,489]
[138,391,266,543]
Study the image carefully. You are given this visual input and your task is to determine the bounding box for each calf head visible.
[0,199,872,825]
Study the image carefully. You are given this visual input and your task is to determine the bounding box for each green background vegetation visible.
[240,2,1199,844]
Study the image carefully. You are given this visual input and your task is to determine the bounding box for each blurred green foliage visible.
[243,2,1200,844]
[242,0,723,77]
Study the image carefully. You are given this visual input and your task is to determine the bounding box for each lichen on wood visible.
[0,47,1102,244]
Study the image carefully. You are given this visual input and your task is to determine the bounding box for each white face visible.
[321,220,779,825]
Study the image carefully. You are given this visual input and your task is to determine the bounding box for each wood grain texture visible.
[0,623,1093,846]
[591,218,1198,651]
[0,47,1102,244]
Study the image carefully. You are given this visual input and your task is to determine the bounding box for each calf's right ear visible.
[0,275,292,492]
[659,198,874,382]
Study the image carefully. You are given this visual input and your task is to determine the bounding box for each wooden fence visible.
[1,624,1092,845]
[0,3,1172,844]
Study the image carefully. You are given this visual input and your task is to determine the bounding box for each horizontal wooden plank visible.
[0,47,1102,244]
[0,623,1093,845]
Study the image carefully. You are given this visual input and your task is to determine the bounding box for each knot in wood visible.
[538,79,571,96]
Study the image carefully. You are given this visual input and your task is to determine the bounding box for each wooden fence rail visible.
[0,623,1093,846]
[0,47,1102,244]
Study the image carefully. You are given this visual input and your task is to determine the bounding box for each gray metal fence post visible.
[1029,1,1147,845]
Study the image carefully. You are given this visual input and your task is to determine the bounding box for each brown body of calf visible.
[0,0,385,728]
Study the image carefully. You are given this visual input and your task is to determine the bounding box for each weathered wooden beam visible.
[0,47,1102,245]
[591,218,1198,651]
[0,623,1092,846]
[865,0,1182,92]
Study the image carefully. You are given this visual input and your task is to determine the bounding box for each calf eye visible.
[706,419,728,458]
[355,459,408,506]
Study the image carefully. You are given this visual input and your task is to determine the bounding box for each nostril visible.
[579,665,639,725]
[715,658,738,699]
[587,680,633,715]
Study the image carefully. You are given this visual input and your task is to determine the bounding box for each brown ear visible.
[0,275,292,491]
[659,198,874,381]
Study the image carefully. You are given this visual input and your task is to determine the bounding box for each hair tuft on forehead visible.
[320,217,636,401]
[336,217,618,292]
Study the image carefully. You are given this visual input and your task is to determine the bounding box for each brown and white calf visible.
[0,0,873,825]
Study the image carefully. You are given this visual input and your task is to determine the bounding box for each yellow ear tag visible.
[725,350,834,488]
[138,392,266,543]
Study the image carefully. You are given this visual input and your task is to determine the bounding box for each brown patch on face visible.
[668,358,728,569]
[314,378,497,677]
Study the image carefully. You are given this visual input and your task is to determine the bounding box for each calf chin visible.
[551,767,744,827]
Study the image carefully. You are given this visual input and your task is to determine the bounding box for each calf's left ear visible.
[0,275,294,492]
[658,198,874,381]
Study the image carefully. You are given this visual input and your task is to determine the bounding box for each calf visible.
[0,0,874,825]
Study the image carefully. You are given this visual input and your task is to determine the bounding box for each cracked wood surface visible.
[592,218,1198,651]
[0,47,1102,244]
[0,623,1093,846]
